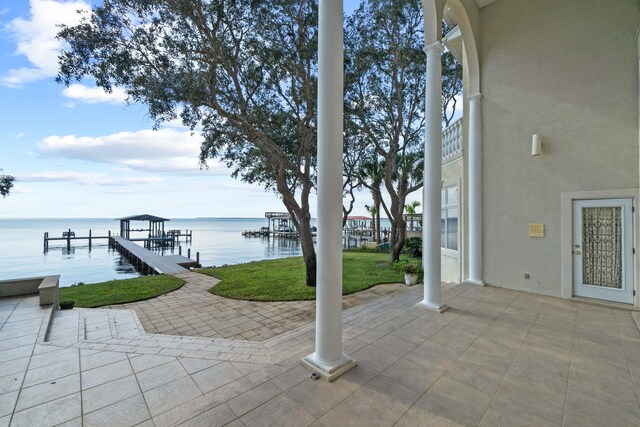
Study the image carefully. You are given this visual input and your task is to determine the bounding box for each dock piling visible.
[43,222,198,274]
[187,248,191,259]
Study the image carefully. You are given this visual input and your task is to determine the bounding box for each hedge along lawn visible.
[198,251,404,301]
[58,274,185,308]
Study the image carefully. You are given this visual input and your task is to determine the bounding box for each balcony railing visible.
[442,117,462,160]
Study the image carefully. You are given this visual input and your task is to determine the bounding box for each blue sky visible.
[0,0,398,219]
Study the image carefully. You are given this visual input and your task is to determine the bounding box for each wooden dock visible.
[242,228,270,236]
[167,229,193,243]
[43,230,110,251]
[110,236,200,274]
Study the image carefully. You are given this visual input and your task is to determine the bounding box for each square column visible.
[303,0,356,381]
[418,41,448,313]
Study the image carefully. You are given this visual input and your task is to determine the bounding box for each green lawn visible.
[198,251,404,301]
[59,274,185,308]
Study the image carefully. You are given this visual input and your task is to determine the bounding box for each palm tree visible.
[360,159,384,244]
[405,201,421,231]
[364,204,377,242]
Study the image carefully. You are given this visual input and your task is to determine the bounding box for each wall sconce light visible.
[532,134,542,156]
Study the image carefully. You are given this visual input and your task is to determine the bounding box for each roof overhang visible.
[117,214,170,222]
[443,25,463,63]
[475,0,497,7]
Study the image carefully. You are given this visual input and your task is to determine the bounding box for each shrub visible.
[401,262,423,276]
[393,259,409,272]
[394,259,424,281]
[403,237,422,258]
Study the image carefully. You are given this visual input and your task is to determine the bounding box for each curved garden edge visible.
[58,274,186,308]
[197,251,408,302]
[56,252,414,308]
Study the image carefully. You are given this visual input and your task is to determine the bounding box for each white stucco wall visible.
[442,159,464,283]
[479,0,639,296]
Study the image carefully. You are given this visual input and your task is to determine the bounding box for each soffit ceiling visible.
[443,25,463,62]
[475,0,497,7]
[443,0,498,28]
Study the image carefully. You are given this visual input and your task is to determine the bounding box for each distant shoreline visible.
[0,216,268,221]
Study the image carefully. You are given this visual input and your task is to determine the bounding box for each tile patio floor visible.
[1,281,639,426]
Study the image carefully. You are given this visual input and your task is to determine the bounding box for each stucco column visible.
[466,93,485,286]
[303,0,356,381]
[418,41,448,313]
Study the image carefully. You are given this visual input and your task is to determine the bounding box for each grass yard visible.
[59,274,185,308]
[199,251,404,301]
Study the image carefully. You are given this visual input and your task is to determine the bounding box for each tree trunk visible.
[389,217,407,262]
[370,217,376,243]
[297,218,317,287]
[276,174,316,287]
[389,221,398,262]
[372,187,382,244]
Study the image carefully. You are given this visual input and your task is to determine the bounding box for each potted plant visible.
[400,262,423,286]
[59,300,75,310]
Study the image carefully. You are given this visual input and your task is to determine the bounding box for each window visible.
[441,185,458,251]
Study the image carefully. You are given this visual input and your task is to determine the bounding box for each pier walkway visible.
[110,236,199,274]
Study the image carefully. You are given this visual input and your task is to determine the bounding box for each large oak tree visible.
[57,0,320,286]
[346,0,463,262]
[345,0,425,262]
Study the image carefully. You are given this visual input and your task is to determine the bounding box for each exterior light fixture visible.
[532,133,542,156]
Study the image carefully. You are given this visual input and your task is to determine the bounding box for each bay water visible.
[0,218,305,286]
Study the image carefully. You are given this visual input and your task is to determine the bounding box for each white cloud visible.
[8,184,32,194]
[1,0,90,87]
[18,171,162,186]
[62,84,127,105]
[4,132,26,139]
[38,128,227,174]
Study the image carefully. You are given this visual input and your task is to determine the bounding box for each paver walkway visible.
[110,271,412,341]
[1,283,639,426]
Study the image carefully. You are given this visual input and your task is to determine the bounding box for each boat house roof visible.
[116,214,170,222]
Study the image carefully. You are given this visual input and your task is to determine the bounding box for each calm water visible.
[0,218,306,286]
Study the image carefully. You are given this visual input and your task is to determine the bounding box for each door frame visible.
[561,189,638,307]
[572,198,633,303]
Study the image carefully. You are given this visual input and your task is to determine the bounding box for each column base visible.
[302,352,357,382]
[463,278,485,286]
[416,300,449,313]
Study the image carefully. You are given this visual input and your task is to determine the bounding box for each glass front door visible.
[573,198,634,303]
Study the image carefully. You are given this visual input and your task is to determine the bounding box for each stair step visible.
[82,310,112,340]
[46,309,81,345]
[109,310,144,338]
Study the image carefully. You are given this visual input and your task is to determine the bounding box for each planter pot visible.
[59,300,75,310]
[404,273,418,286]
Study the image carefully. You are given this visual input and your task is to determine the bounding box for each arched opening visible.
[419,0,484,312]
[442,0,483,287]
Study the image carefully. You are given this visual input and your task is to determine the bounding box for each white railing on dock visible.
[442,117,463,160]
